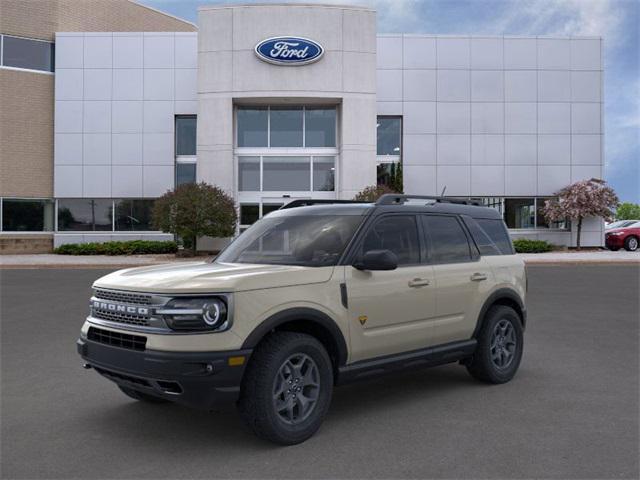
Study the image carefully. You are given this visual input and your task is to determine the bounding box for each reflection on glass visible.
[2,199,54,231]
[176,163,196,186]
[270,107,303,147]
[114,199,155,231]
[175,116,196,155]
[263,156,310,191]
[238,156,260,191]
[305,108,336,147]
[377,117,401,156]
[2,36,54,72]
[313,157,335,191]
[237,107,268,147]
[240,204,259,225]
[504,198,535,229]
[57,199,112,231]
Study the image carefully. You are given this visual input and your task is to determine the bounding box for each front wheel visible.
[624,236,638,251]
[466,306,524,384]
[238,332,333,445]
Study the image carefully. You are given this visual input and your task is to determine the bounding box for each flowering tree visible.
[353,184,398,202]
[152,182,237,255]
[543,178,619,250]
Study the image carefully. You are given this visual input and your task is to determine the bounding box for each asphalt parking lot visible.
[1,265,638,479]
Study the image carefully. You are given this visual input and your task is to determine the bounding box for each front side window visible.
[423,215,472,264]
[1,35,54,72]
[1,199,54,231]
[360,215,420,266]
[57,199,112,231]
[504,198,535,229]
[114,199,155,231]
[218,214,363,267]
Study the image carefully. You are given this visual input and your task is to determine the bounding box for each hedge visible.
[54,240,178,256]
[512,238,554,253]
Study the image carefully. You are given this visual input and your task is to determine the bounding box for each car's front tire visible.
[466,305,523,384]
[624,236,639,251]
[118,385,169,403]
[607,246,620,251]
[238,331,333,445]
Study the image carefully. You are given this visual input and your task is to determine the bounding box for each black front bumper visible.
[77,337,252,410]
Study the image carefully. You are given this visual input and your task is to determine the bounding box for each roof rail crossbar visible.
[279,199,369,210]
[376,194,481,206]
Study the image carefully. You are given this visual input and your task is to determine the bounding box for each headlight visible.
[608,231,624,236]
[156,297,229,332]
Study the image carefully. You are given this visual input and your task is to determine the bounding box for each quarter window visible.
[360,215,420,266]
[423,215,472,264]
[476,218,514,255]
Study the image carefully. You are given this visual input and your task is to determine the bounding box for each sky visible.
[141,0,639,203]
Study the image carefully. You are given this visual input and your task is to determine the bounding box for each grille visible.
[94,289,152,305]
[94,366,152,387]
[92,309,150,327]
[88,327,147,351]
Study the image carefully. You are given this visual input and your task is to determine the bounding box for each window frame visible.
[0,34,55,75]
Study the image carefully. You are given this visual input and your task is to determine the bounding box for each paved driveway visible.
[1,266,638,479]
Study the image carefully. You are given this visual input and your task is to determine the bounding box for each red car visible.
[605,222,640,251]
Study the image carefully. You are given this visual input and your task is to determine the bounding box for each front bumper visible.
[605,235,624,248]
[77,337,252,409]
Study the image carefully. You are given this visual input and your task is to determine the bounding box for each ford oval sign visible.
[255,37,324,66]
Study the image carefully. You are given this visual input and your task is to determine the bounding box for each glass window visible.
[536,197,568,229]
[2,35,54,72]
[305,108,336,147]
[262,203,283,216]
[377,161,402,191]
[377,117,401,156]
[175,116,196,156]
[479,197,503,214]
[313,157,335,191]
[504,198,535,229]
[263,156,310,191]
[270,107,303,147]
[2,199,53,231]
[114,199,155,231]
[218,214,363,267]
[240,204,259,225]
[423,215,471,264]
[361,215,420,266]
[476,218,514,255]
[57,199,112,231]
[237,107,268,147]
[176,163,196,186]
[463,217,502,256]
[238,156,260,191]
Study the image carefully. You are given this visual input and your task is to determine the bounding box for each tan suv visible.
[77,194,527,445]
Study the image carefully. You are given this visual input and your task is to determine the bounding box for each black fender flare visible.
[473,288,527,337]
[241,307,349,367]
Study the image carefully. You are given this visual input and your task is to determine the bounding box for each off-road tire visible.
[624,236,638,251]
[238,331,333,445]
[466,305,523,384]
[118,385,169,403]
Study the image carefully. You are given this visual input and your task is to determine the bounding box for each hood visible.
[93,261,335,294]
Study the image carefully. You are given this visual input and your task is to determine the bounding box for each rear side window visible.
[476,218,514,255]
[422,215,472,264]
[464,217,501,256]
[360,215,420,265]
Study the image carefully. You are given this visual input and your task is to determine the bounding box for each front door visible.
[344,214,436,362]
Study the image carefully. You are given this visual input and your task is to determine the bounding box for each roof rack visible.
[376,194,481,206]
[279,199,369,210]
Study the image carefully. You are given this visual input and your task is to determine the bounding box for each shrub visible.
[512,238,554,254]
[54,240,178,256]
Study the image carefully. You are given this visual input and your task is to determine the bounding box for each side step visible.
[336,339,477,385]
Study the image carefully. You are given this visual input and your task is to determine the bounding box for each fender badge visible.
[358,315,368,326]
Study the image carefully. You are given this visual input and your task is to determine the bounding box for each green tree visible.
[152,182,237,255]
[616,202,640,220]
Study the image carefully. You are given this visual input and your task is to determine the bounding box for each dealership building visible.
[0,1,605,252]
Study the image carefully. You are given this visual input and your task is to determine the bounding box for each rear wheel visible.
[466,306,523,384]
[118,385,169,403]
[624,236,638,251]
[238,332,333,445]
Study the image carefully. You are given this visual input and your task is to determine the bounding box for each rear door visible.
[422,214,493,345]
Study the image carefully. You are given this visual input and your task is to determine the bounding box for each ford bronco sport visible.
[77,194,526,445]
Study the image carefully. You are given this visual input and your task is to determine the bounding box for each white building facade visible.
[51,3,604,248]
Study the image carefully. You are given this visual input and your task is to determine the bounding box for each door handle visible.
[408,278,431,287]
[470,272,488,282]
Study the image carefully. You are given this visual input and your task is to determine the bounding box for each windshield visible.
[216,215,364,267]
[607,220,636,229]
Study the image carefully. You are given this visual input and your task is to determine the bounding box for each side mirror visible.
[353,249,398,271]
